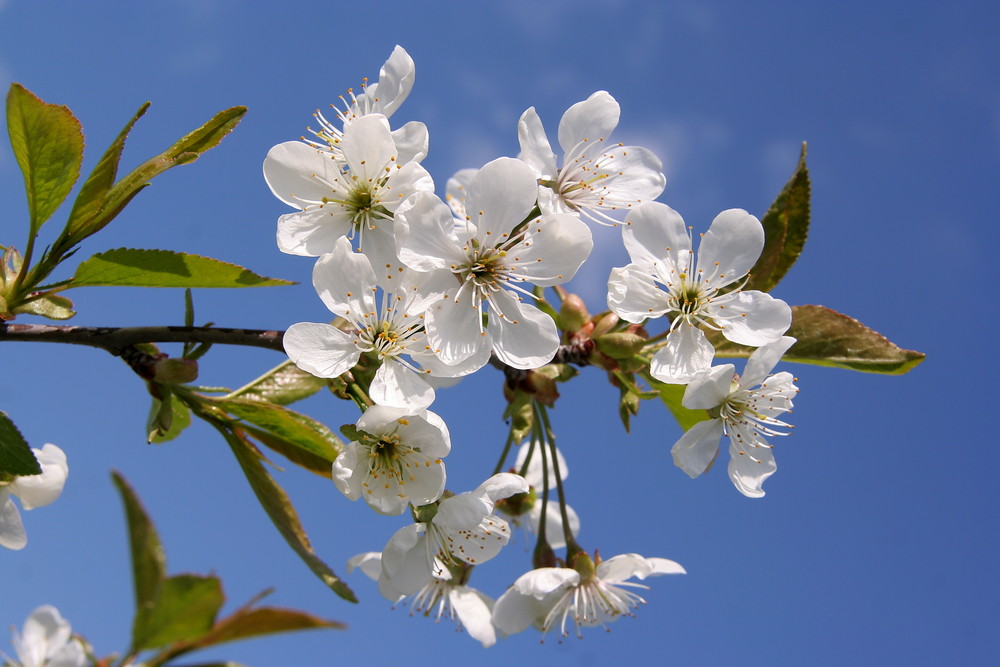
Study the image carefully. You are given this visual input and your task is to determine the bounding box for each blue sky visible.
[1,1,997,665]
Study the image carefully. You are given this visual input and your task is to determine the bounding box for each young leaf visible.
[13,292,75,320]
[131,574,224,651]
[211,398,341,465]
[225,360,327,406]
[6,84,84,234]
[216,424,356,602]
[64,102,150,240]
[111,471,167,626]
[0,410,41,476]
[179,605,343,651]
[70,248,294,288]
[708,304,925,374]
[747,143,810,293]
[650,380,712,432]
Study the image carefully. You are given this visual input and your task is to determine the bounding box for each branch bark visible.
[0,323,285,355]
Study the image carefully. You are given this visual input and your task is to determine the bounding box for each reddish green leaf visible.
[132,574,224,651]
[111,471,167,629]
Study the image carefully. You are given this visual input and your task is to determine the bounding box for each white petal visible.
[450,586,498,647]
[710,291,792,347]
[21,605,73,662]
[517,107,557,177]
[464,157,539,241]
[727,439,777,498]
[741,336,797,388]
[445,168,478,218]
[416,336,492,378]
[372,45,415,118]
[283,322,359,379]
[682,364,736,409]
[445,514,512,566]
[390,121,428,163]
[369,359,435,411]
[379,524,432,599]
[646,557,687,576]
[513,567,579,597]
[697,209,764,289]
[331,442,363,501]
[527,501,580,550]
[276,208,352,257]
[595,553,653,582]
[515,441,569,489]
[475,472,530,502]
[0,491,27,550]
[12,444,68,509]
[590,145,666,202]
[312,238,377,319]
[424,288,486,366]
[607,264,670,323]
[341,114,395,182]
[671,419,724,478]
[649,323,715,383]
[622,201,691,279]
[487,291,559,369]
[558,91,620,154]
[346,552,383,581]
[263,141,335,208]
[509,213,593,286]
[395,191,466,272]
[492,586,545,637]
[434,492,492,531]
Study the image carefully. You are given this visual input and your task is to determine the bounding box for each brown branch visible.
[0,323,285,355]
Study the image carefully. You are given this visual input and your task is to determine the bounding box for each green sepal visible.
[12,292,75,319]
[0,410,41,476]
[708,304,925,374]
[5,84,84,235]
[747,143,810,293]
[70,248,294,288]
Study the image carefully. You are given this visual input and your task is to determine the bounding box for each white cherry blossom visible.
[396,157,593,369]
[5,605,86,667]
[608,202,792,382]
[334,406,450,515]
[264,113,434,270]
[307,45,428,164]
[0,444,68,551]
[377,473,528,601]
[671,336,799,497]
[347,552,497,647]
[492,552,685,639]
[518,91,666,225]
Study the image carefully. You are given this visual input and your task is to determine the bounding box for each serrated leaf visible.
[0,411,41,476]
[708,304,925,374]
[131,574,224,651]
[111,471,167,631]
[747,143,810,293]
[6,84,84,233]
[212,397,341,464]
[226,360,327,406]
[70,248,293,288]
[99,106,246,230]
[217,425,356,602]
[13,292,75,320]
[652,380,712,432]
[64,102,150,239]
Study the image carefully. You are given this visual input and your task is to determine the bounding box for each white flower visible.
[377,473,529,600]
[0,444,68,551]
[283,237,488,411]
[264,113,434,270]
[608,202,792,382]
[307,45,428,164]
[334,405,450,515]
[492,552,685,639]
[347,552,497,647]
[396,157,594,369]
[518,91,666,225]
[5,605,86,667]
[671,336,799,498]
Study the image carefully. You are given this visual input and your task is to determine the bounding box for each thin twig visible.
[0,323,285,355]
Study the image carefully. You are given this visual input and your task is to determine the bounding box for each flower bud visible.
[595,331,646,359]
[152,357,199,384]
[557,293,590,332]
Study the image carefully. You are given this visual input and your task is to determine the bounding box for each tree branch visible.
[0,323,285,355]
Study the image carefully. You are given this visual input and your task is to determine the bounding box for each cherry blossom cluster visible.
[264,46,800,644]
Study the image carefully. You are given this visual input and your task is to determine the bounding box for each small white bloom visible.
[6,605,86,667]
[492,552,685,639]
[377,473,529,600]
[671,336,799,497]
[283,237,487,411]
[396,157,594,369]
[608,202,792,382]
[518,91,666,225]
[0,444,68,551]
[264,113,434,269]
[334,405,450,515]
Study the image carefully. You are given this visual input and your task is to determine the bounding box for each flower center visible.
[458,247,510,297]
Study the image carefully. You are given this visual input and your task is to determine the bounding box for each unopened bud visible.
[558,293,590,332]
[591,311,619,338]
[595,331,646,359]
[153,357,199,384]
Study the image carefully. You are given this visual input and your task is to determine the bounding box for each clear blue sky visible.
[1,1,997,665]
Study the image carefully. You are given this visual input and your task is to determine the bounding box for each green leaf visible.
[6,84,84,233]
[132,574,224,651]
[100,106,245,224]
[182,606,343,652]
[217,425,356,602]
[652,380,712,432]
[147,392,192,443]
[13,292,75,319]
[213,398,340,463]
[226,360,327,406]
[708,304,926,374]
[111,471,168,632]
[64,102,150,240]
[747,142,810,293]
[0,411,41,476]
[70,248,294,288]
